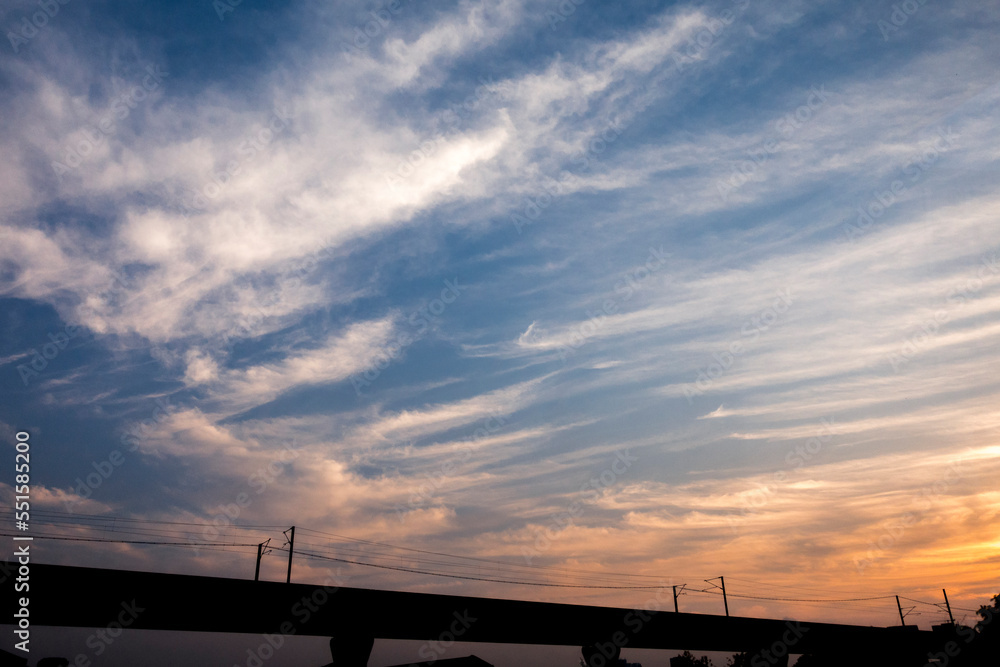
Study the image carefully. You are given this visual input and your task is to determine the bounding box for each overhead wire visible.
[290,539,657,588]
[725,576,899,600]
[18,512,975,607]
[10,511,993,618]
[298,526,678,580]
[0,532,260,548]
[292,540,655,587]
[272,545,676,589]
[11,508,289,529]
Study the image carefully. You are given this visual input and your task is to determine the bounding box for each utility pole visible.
[254,538,270,582]
[285,526,295,584]
[673,585,679,613]
[943,589,955,624]
[896,595,906,626]
[705,577,729,617]
[720,576,729,617]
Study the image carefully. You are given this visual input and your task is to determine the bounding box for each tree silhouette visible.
[952,592,999,667]
[670,650,715,667]
[791,653,838,667]
[725,652,751,667]
[976,593,999,635]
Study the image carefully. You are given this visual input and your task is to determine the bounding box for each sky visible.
[1,0,999,665]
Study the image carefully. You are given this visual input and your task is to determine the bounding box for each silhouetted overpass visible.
[4,562,944,665]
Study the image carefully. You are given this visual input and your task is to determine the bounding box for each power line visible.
[7,508,289,530]
[722,592,897,603]
[298,526,677,580]
[896,596,984,618]
[291,538,658,586]
[0,532,260,548]
[277,546,675,590]
[726,576,896,599]
[11,512,992,617]
[10,530,957,610]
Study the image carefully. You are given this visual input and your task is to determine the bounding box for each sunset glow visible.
[1,0,998,664]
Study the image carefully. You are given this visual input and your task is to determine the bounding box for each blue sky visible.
[2,0,1000,664]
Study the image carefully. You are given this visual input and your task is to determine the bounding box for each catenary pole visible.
[286,526,295,584]
[943,589,955,624]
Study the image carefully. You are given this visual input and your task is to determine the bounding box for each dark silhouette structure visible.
[0,648,27,667]
[320,635,374,666]
[382,657,493,667]
[2,561,987,666]
[583,640,621,666]
[670,651,715,667]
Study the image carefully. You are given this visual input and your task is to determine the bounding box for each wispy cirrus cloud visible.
[2,3,999,648]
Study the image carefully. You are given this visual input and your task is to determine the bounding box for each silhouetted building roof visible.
[382,655,493,667]
[0,648,27,667]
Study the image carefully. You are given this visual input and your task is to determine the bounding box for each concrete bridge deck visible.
[3,561,938,664]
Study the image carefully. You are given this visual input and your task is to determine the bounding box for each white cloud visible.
[196,316,400,409]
